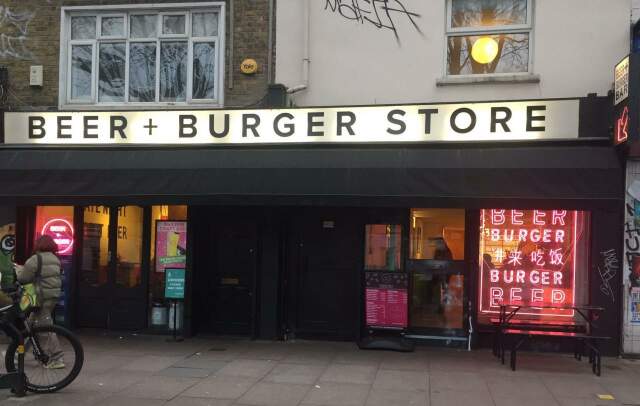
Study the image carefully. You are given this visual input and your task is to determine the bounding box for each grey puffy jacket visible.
[17,252,62,301]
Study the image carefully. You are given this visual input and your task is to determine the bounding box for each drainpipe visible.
[228,0,234,90]
[267,0,274,84]
[287,0,310,94]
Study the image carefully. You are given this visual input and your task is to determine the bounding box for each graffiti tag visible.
[324,0,421,42]
[625,203,640,288]
[0,6,34,60]
[598,249,618,302]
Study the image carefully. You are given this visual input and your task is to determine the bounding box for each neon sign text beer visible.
[479,209,578,318]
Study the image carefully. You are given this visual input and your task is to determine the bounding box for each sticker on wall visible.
[0,223,16,290]
[631,287,640,323]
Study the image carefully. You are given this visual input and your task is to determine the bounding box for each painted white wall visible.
[276,0,631,106]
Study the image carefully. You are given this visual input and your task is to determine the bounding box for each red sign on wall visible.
[479,209,578,318]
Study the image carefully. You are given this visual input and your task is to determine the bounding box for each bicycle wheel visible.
[5,325,84,393]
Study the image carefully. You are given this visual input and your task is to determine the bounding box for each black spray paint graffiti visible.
[625,203,640,288]
[0,6,34,60]
[598,249,618,302]
[324,0,422,42]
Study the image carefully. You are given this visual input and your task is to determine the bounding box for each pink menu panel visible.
[365,272,408,328]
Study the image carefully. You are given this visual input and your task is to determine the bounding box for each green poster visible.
[165,268,185,299]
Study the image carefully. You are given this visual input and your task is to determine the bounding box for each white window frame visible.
[59,2,225,110]
[444,0,534,78]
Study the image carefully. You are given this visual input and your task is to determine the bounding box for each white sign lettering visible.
[3,100,579,145]
[615,56,630,106]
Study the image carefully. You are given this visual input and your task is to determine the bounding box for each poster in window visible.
[479,209,579,318]
[155,221,187,273]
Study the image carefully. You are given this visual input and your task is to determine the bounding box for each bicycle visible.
[0,289,84,393]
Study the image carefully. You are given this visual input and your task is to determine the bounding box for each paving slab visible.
[301,382,371,406]
[372,370,428,392]
[182,374,257,399]
[263,363,326,385]
[215,359,276,378]
[319,364,378,385]
[120,375,199,400]
[365,388,428,406]
[237,382,311,406]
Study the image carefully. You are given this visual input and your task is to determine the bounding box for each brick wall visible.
[0,0,272,110]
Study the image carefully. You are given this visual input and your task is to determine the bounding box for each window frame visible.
[60,2,225,110]
[444,0,535,78]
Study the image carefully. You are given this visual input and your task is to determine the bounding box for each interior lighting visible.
[471,36,499,64]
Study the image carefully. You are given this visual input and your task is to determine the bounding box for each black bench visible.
[502,328,610,376]
[490,318,584,359]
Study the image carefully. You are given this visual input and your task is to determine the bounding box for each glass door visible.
[408,209,467,336]
[77,205,147,330]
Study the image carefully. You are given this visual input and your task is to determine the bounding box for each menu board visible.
[365,272,408,328]
[479,209,578,318]
[155,221,187,273]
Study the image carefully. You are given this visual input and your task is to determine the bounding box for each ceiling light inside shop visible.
[471,37,499,64]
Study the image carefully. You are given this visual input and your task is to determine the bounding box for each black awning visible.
[0,144,622,207]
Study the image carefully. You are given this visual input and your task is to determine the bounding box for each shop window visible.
[409,209,466,331]
[35,206,75,325]
[364,224,408,329]
[61,4,223,107]
[446,0,532,76]
[149,205,187,329]
[115,206,143,289]
[364,224,402,271]
[478,209,590,324]
[410,209,465,260]
[81,206,110,288]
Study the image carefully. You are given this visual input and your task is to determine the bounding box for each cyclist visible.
[16,235,64,369]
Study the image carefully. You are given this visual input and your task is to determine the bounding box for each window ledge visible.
[59,103,223,111]
[436,74,541,86]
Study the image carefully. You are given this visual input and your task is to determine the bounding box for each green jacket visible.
[17,252,62,301]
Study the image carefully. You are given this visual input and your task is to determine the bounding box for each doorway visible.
[76,206,147,330]
[192,208,258,336]
[287,208,362,340]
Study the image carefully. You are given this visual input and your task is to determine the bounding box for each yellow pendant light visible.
[471,36,499,64]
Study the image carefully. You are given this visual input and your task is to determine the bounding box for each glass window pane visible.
[101,16,124,37]
[162,15,186,35]
[364,225,402,271]
[193,12,218,37]
[410,209,465,260]
[129,42,157,102]
[35,206,75,326]
[71,44,92,100]
[192,42,216,99]
[160,41,187,102]
[447,33,529,75]
[451,0,527,28]
[71,16,96,39]
[131,14,157,38]
[98,43,126,102]
[116,206,143,289]
[81,206,110,288]
[478,210,591,326]
[410,273,464,329]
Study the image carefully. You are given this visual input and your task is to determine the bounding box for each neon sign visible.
[479,209,578,318]
[615,105,629,145]
[41,218,74,255]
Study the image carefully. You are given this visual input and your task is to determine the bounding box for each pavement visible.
[0,333,639,406]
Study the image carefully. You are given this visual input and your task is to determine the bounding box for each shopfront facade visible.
[0,0,631,356]
[0,96,625,355]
